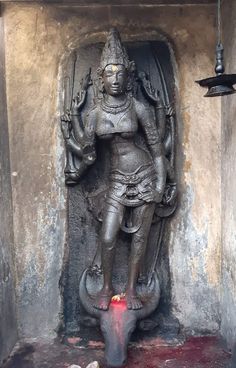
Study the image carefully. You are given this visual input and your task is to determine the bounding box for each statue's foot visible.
[126,292,143,310]
[93,290,113,311]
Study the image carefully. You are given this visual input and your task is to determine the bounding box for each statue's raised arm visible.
[61,69,96,184]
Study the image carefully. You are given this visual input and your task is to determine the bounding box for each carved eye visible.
[117,72,125,77]
[104,72,113,78]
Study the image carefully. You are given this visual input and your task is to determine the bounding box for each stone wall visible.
[221,0,236,350]
[0,15,18,365]
[2,2,221,338]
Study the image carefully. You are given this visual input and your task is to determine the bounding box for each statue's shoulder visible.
[132,97,151,117]
[86,103,100,120]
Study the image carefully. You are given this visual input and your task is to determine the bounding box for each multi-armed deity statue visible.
[61,28,177,367]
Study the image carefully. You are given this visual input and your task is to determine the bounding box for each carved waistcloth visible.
[107,164,157,207]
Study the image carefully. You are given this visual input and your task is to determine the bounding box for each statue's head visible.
[98,28,135,96]
[102,63,127,96]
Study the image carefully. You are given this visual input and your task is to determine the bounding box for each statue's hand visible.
[81,68,92,91]
[138,71,163,106]
[71,70,92,114]
[162,184,177,206]
[83,152,96,166]
[141,189,163,204]
[82,144,96,166]
[166,104,175,118]
[61,112,71,139]
[71,91,85,113]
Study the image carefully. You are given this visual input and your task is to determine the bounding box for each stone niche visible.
[1,1,227,363]
[61,39,176,336]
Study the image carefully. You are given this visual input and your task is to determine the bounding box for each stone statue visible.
[61,28,176,312]
[61,29,177,367]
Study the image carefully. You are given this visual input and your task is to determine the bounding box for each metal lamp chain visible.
[196,0,236,96]
[217,0,221,46]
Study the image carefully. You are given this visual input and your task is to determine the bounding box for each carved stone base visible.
[79,269,160,367]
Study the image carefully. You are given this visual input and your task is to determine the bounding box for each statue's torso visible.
[94,99,152,173]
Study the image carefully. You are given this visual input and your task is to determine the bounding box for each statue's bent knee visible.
[101,231,117,250]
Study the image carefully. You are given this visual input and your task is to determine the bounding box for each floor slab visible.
[2,336,231,368]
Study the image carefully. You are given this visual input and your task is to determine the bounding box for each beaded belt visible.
[110,164,156,185]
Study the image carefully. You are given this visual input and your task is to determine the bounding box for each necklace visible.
[101,96,132,114]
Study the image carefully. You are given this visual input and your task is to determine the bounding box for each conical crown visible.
[100,28,129,70]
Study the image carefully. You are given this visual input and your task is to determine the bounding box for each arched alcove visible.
[60,38,179,340]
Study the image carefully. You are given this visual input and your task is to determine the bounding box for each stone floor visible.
[2,336,232,368]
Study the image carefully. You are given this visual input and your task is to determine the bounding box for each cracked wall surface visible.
[0,15,18,365]
[221,0,236,351]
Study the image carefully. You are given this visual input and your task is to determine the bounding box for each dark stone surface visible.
[0,16,18,365]
[0,0,218,4]
[62,40,176,336]
[2,336,231,368]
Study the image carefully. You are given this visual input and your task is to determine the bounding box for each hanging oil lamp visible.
[196,0,236,97]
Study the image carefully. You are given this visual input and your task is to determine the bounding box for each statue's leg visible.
[93,199,124,311]
[126,203,155,310]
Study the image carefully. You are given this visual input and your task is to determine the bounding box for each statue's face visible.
[103,64,127,96]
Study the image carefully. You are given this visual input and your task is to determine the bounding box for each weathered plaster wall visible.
[0,15,18,364]
[3,3,221,337]
[221,0,236,350]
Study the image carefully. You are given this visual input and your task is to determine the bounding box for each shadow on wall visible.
[2,344,35,368]
[229,343,236,368]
